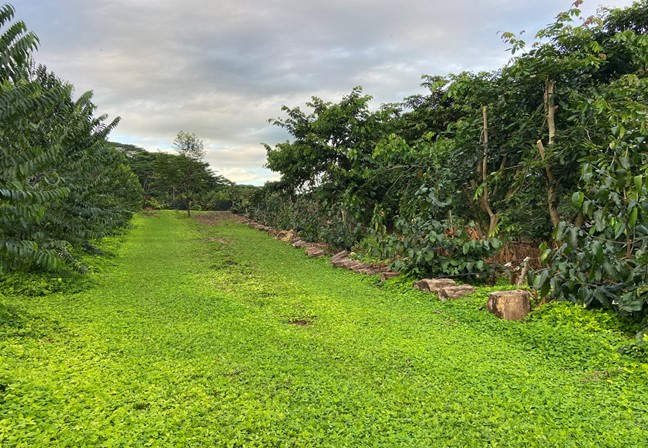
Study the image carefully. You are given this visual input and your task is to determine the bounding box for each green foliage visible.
[532,72,648,317]
[363,185,501,280]
[173,130,206,160]
[529,300,637,335]
[2,212,647,446]
[254,1,648,320]
[227,184,260,214]
[0,5,143,274]
[385,217,501,280]
[0,4,38,82]
[113,140,232,213]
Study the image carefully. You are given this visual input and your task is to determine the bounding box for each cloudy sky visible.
[13,0,635,185]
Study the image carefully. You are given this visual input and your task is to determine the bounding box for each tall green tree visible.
[0,4,142,273]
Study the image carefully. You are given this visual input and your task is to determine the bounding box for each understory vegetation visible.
[1,212,647,446]
[241,1,648,323]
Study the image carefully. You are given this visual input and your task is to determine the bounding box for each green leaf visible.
[571,192,584,208]
[634,175,643,191]
[568,227,580,248]
[533,269,549,291]
[628,207,638,229]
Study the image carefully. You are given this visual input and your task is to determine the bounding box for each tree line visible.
[110,133,233,216]
[243,1,648,320]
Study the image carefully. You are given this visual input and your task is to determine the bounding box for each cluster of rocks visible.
[246,221,273,233]
[246,219,532,321]
[414,278,476,301]
[328,251,399,281]
[414,277,531,321]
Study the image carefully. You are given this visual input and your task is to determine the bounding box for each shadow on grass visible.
[0,303,62,341]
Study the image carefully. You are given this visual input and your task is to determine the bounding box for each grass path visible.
[1,211,647,446]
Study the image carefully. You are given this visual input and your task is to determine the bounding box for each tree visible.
[168,131,210,216]
[0,4,142,273]
[174,130,205,160]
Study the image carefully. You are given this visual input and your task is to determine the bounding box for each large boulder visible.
[487,290,531,320]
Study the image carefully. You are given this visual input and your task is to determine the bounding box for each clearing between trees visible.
[1,211,647,446]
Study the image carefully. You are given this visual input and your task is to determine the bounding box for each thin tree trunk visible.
[479,106,500,236]
[540,78,560,228]
[537,140,560,228]
[545,78,556,146]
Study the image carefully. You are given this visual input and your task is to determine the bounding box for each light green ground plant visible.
[1,211,647,447]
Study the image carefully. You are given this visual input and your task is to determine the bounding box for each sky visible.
[12,0,636,185]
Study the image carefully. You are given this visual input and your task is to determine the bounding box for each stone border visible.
[244,219,532,320]
[244,220,399,280]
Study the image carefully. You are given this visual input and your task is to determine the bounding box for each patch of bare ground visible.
[193,211,247,226]
[287,317,315,326]
[204,236,232,244]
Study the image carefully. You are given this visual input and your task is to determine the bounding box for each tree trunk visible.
[540,78,560,228]
[479,106,500,236]
[537,140,560,228]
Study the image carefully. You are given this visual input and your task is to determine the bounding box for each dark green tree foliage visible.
[171,131,207,217]
[254,1,648,318]
[0,4,142,273]
[109,143,157,197]
[112,140,232,212]
[533,73,648,316]
[264,87,400,247]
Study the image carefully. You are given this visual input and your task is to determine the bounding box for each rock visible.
[380,271,400,281]
[333,258,360,270]
[414,278,457,292]
[305,247,325,257]
[352,264,374,274]
[329,251,349,267]
[280,230,296,242]
[251,224,270,232]
[437,285,476,301]
[330,258,348,268]
[292,240,307,248]
[487,290,531,320]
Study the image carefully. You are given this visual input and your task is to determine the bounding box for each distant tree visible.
[171,131,209,216]
[110,142,157,205]
[174,130,206,160]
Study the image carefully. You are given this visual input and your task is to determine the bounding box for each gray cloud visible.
[13,0,634,184]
